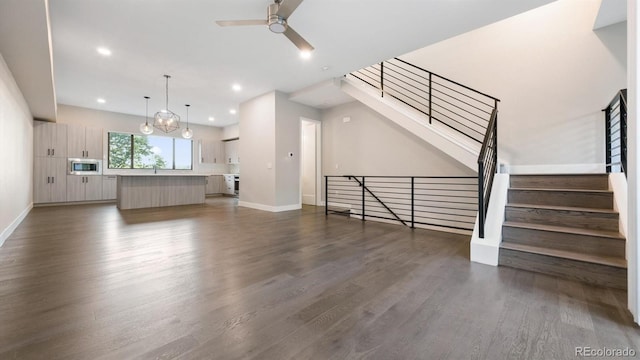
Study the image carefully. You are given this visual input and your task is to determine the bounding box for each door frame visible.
[299,117,322,206]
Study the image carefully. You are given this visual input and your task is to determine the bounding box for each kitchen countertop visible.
[116,174,208,177]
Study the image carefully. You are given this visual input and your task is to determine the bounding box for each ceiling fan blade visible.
[276,0,304,19]
[216,19,268,27]
[283,26,314,52]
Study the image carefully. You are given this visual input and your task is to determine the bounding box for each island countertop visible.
[116,175,206,210]
[113,173,209,177]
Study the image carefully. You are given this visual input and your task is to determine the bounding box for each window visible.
[108,132,192,170]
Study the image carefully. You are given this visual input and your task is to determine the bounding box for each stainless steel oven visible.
[68,158,102,175]
[234,175,239,196]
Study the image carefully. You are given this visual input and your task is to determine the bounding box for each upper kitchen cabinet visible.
[34,121,67,158]
[200,140,224,164]
[224,139,239,164]
[68,124,103,159]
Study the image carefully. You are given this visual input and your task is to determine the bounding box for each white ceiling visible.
[594,0,627,30]
[0,0,57,121]
[43,0,555,127]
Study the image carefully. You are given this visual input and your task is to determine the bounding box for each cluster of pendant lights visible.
[139,74,193,139]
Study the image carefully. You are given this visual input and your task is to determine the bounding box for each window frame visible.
[107,131,193,170]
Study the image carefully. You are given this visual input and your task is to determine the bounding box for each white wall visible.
[0,53,33,246]
[238,91,320,210]
[627,0,639,323]
[274,92,321,207]
[322,101,475,177]
[239,92,276,207]
[400,0,627,167]
[222,124,239,140]
[56,104,227,174]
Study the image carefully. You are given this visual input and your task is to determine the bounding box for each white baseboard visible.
[470,174,510,266]
[0,203,33,247]
[507,163,606,174]
[238,201,302,212]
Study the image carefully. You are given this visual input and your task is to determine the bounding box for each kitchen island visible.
[116,174,207,210]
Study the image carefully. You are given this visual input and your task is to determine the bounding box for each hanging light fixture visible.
[153,74,180,133]
[182,104,193,139]
[139,96,154,135]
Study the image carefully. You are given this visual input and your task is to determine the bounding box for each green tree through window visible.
[108,132,169,169]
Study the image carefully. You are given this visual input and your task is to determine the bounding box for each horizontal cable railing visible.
[325,175,478,232]
[347,57,500,144]
[604,89,627,176]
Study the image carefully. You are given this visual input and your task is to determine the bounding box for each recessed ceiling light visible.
[208,116,215,122]
[96,47,112,56]
[321,66,330,71]
[97,98,106,104]
[232,84,242,92]
[229,109,237,115]
[300,50,312,60]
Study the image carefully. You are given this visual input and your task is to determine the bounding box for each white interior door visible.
[301,121,317,205]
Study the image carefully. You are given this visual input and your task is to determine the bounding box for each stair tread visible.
[501,242,627,268]
[503,221,625,240]
[506,203,618,214]
[510,187,612,194]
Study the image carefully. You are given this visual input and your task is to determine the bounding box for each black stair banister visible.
[348,57,500,144]
[347,57,500,238]
[604,89,627,176]
[326,175,478,232]
[347,176,408,226]
[477,108,498,238]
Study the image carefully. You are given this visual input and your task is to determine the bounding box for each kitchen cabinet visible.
[68,124,103,159]
[205,175,223,195]
[224,140,239,164]
[200,140,224,164]
[34,157,67,203]
[102,175,117,200]
[223,174,235,195]
[67,176,103,202]
[34,121,67,158]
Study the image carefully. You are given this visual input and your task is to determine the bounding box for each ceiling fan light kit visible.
[216,0,314,53]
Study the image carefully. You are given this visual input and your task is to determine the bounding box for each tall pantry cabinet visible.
[33,122,68,203]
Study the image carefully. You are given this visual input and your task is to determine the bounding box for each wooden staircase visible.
[499,174,627,289]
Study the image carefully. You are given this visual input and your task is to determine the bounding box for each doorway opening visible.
[300,118,322,206]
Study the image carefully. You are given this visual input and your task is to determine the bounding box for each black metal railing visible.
[477,109,498,238]
[325,175,478,232]
[348,57,500,144]
[604,89,627,176]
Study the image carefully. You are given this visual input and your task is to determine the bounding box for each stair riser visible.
[499,248,626,289]
[510,175,608,190]
[508,190,613,209]
[505,207,619,231]
[502,226,625,258]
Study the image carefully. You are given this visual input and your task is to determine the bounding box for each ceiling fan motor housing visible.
[267,3,287,33]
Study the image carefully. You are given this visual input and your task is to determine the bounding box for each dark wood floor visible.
[0,197,638,359]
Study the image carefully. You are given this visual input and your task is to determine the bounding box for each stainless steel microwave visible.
[68,158,102,175]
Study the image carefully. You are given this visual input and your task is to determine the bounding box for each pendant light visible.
[153,74,180,133]
[139,96,154,135]
[182,104,193,139]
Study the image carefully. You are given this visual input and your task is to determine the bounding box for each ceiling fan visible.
[216,0,314,52]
